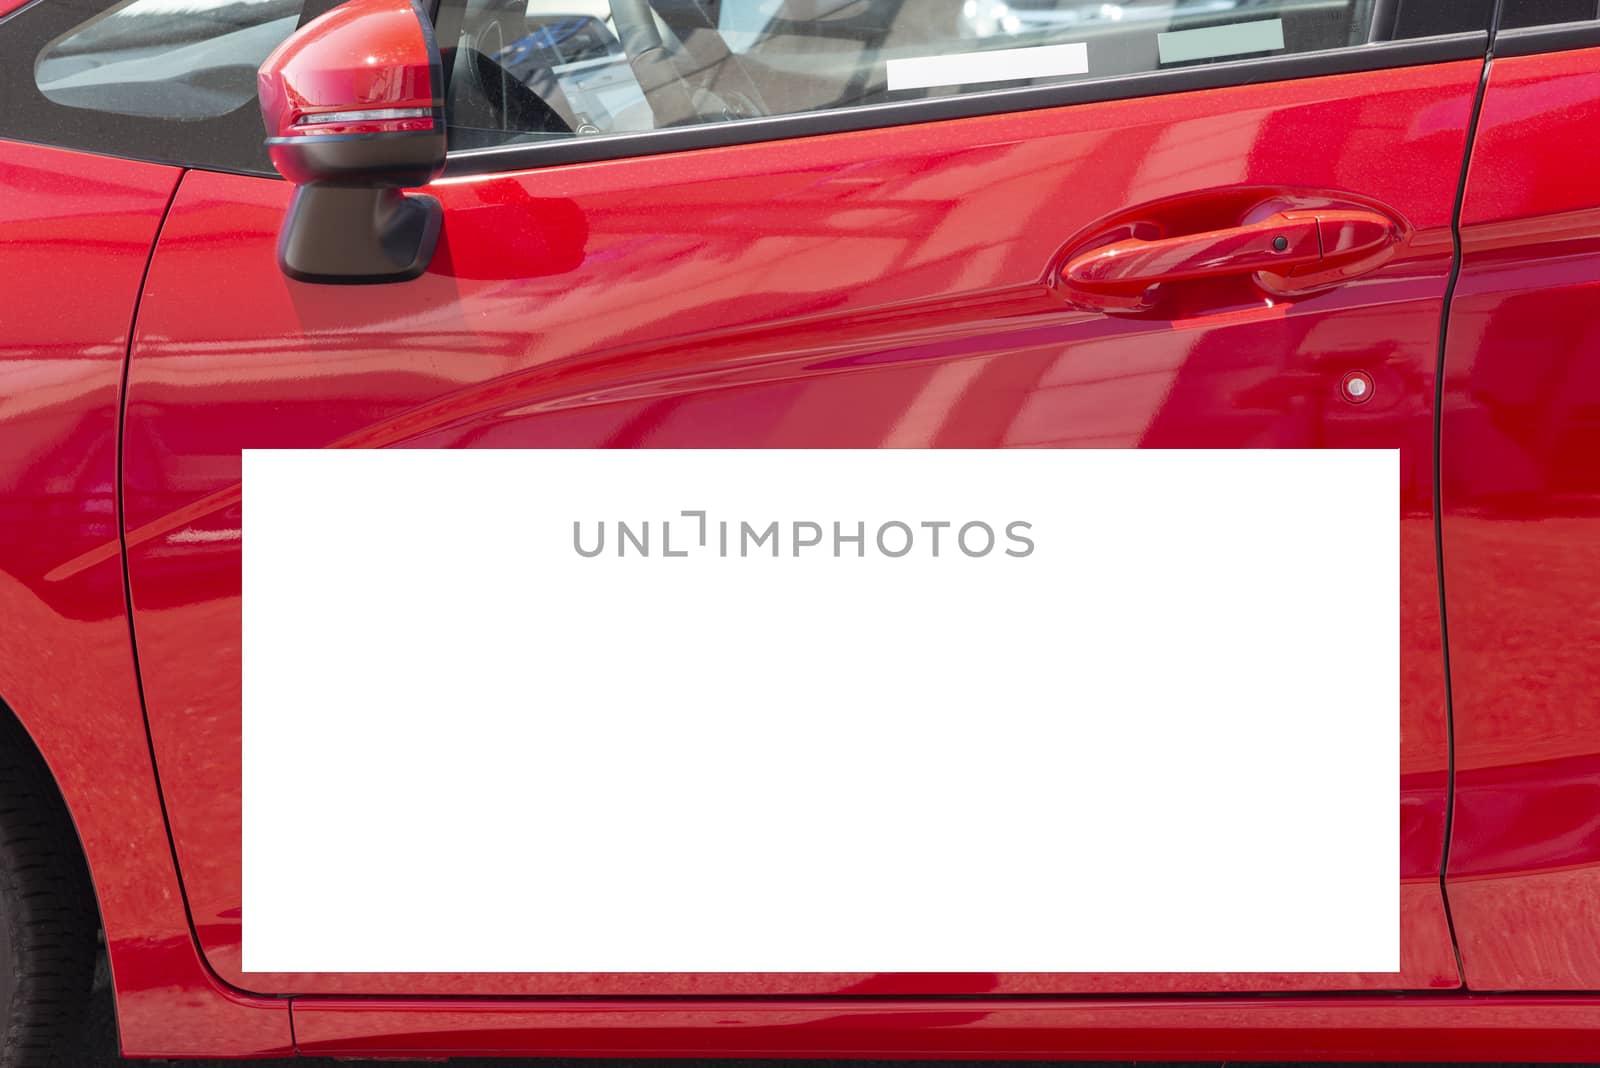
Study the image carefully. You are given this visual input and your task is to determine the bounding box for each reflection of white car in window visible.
[961,0,1235,38]
[958,0,1349,41]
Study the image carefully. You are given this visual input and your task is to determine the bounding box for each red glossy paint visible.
[290,996,1600,1060]
[14,0,1600,1049]
[118,56,1475,1018]
[0,139,292,1056]
[1440,43,1600,991]
[257,0,439,148]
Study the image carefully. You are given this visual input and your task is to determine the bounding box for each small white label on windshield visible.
[887,41,1088,91]
[1157,18,1285,64]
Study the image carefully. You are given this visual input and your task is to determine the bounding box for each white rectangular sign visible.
[886,42,1089,91]
[243,449,1396,974]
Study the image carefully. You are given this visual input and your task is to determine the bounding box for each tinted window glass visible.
[0,0,303,173]
[36,0,301,120]
[439,0,1488,149]
[1499,0,1599,28]
[1379,0,1494,38]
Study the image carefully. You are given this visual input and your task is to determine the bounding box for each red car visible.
[2,0,1600,1058]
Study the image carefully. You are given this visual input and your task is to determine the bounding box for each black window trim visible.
[1494,17,1600,54]
[441,31,1488,177]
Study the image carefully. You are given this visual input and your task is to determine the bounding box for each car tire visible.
[0,715,98,1068]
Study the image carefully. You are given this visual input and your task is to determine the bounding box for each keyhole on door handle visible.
[1056,205,1401,315]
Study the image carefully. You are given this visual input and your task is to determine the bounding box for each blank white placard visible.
[886,42,1089,91]
[243,449,1397,974]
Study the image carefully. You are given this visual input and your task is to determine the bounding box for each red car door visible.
[103,0,1477,1017]
[1440,2,1600,990]
[0,140,208,1052]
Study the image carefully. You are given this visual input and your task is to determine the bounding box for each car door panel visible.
[0,138,299,1055]
[1439,38,1600,991]
[126,60,1474,996]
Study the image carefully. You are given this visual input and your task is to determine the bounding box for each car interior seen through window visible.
[438,0,1480,149]
[5,0,1513,172]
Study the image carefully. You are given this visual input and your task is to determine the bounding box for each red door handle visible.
[1061,208,1397,308]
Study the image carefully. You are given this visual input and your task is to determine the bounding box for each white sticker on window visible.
[1156,18,1285,64]
[886,41,1088,92]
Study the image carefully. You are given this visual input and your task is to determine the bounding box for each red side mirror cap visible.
[258,0,445,187]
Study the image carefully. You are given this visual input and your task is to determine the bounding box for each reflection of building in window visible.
[36,0,303,119]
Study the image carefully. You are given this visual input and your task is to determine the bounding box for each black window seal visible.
[441,30,1488,178]
[1493,18,1600,55]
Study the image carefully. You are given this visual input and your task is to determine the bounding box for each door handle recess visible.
[1061,208,1397,309]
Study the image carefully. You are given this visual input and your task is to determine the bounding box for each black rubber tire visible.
[0,713,98,1068]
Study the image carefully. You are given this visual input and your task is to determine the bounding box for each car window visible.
[0,0,308,174]
[1498,0,1599,28]
[35,0,302,119]
[438,0,1487,151]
